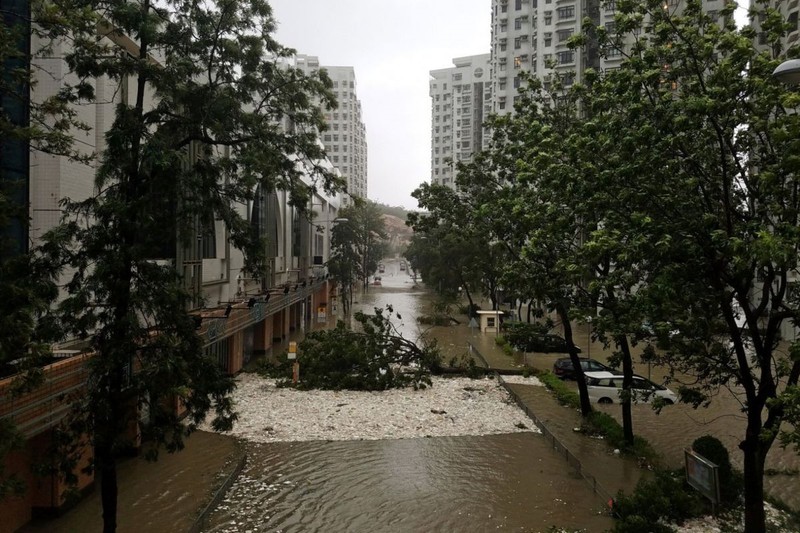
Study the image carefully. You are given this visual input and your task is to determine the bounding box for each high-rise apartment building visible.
[490,0,615,115]
[489,0,730,114]
[295,55,368,205]
[429,54,492,189]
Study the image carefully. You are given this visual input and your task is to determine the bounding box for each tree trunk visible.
[557,302,592,416]
[98,438,118,533]
[741,432,766,533]
[616,335,634,446]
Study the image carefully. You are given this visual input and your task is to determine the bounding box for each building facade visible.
[295,55,368,205]
[1,29,344,533]
[429,54,492,189]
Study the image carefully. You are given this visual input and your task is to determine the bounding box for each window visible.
[501,2,508,13]
[606,0,616,11]
[557,29,572,42]
[500,41,507,51]
[514,37,521,49]
[556,50,573,63]
[515,17,523,30]
[500,21,508,31]
[453,73,462,81]
[605,22,616,33]
[516,0,523,9]
[515,56,522,68]
[544,11,552,24]
[557,5,575,19]
[544,33,552,46]
[513,75,521,88]
[605,46,622,58]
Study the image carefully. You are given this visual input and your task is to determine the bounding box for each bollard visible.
[288,341,298,384]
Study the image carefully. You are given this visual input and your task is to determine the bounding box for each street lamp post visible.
[773,59,800,85]
[586,315,592,359]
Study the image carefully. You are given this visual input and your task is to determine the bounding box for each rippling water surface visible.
[205,433,612,532]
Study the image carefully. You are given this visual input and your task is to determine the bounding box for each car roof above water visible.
[584,371,617,379]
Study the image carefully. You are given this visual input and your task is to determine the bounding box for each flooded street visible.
[204,259,614,531]
[205,434,611,532]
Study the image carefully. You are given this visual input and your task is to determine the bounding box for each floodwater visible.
[204,434,612,533]
[527,322,800,510]
[204,259,614,532]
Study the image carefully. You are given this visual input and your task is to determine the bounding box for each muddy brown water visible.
[204,434,612,533]
[204,260,615,531]
[31,258,800,531]
[526,322,800,510]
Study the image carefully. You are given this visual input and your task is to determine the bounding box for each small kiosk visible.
[476,310,504,333]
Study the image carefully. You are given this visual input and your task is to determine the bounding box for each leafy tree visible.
[408,182,506,311]
[328,200,388,313]
[271,306,440,391]
[31,0,342,531]
[580,1,800,529]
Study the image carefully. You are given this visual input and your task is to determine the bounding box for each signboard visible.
[287,341,297,360]
[685,449,720,507]
[317,306,327,323]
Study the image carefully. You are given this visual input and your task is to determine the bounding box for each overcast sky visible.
[268,0,490,210]
[268,2,750,211]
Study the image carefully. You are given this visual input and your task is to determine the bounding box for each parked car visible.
[373,276,382,286]
[399,261,406,271]
[584,371,678,405]
[553,357,611,380]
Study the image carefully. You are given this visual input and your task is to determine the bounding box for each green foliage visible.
[407,183,508,309]
[611,469,708,533]
[582,412,658,465]
[0,419,25,499]
[691,435,741,506]
[538,371,581,410]
[23,0,343,526]
[416,315,453,326]
[457,303,481,318]
[443,353,486,378]
[274,307,440,391]
[501,321,575,353]
[329,201,389,314]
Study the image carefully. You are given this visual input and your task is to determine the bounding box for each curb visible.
[469,341,615,507]
[188,448,247,533]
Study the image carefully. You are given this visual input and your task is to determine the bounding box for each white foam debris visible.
[499,375,545,386]
[202,373,540,443]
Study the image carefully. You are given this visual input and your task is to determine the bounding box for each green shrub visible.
[266,307,440,391]
[501,321,576,353]
[538,371,581,409]
[611,469,708,532]
[583,412,659,465]
[691,435,741,506]
[457,303,481,317]
[416,315,452,326]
